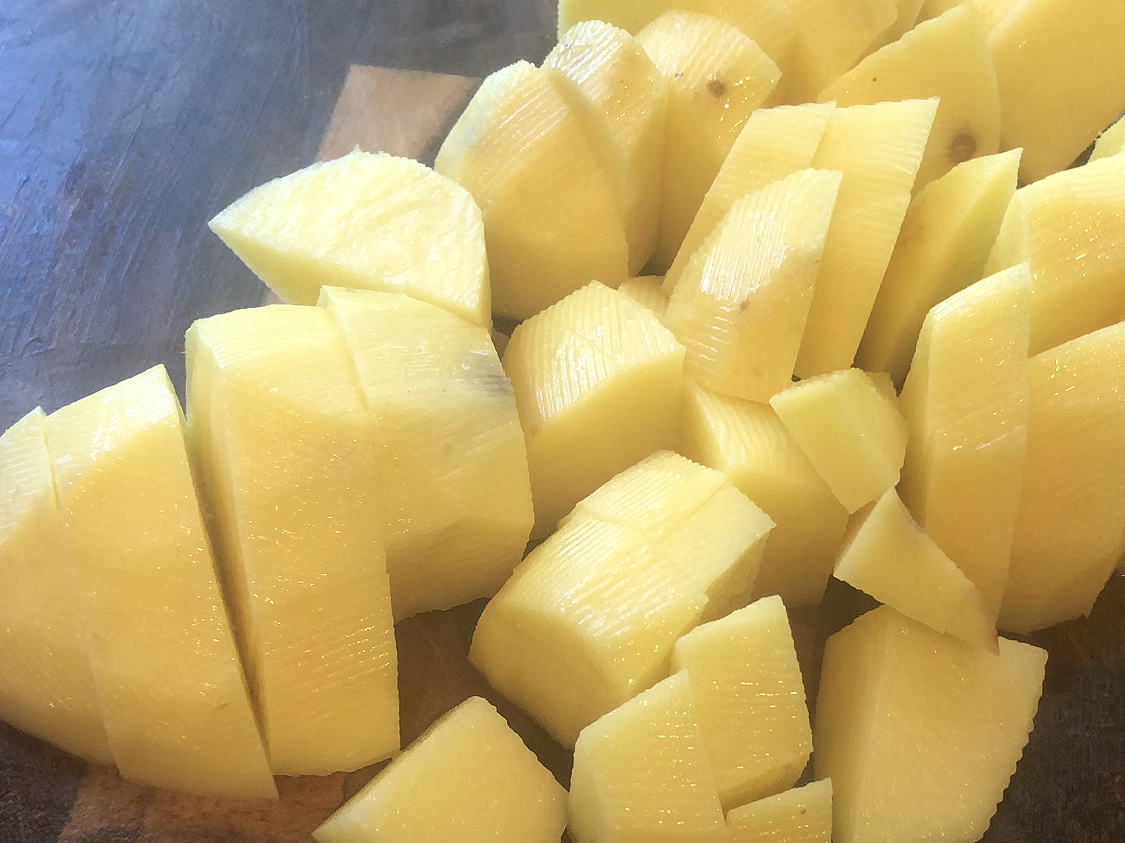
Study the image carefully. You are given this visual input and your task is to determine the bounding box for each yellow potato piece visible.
[48,366,275,798]
[313,697,567,843]
[436,61,628,320]
[186,307,398,777]
[0,408,111,765]
[637,11,781,270]
[209,150,490,327]
[726,779,833,843]
[569,672,728,843]
[616,275,667,319]
[815,606,1046,843]
[671,596,812,810]
[503,280,685,538]
[818,3,1000,189]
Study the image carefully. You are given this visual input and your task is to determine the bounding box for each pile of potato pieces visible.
[4,0,1125,841]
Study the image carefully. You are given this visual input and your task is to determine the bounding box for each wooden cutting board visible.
[2,66,1124,843]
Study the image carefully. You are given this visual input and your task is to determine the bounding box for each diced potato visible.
[569,671,728,843]
[770,368,909,513]
[637,11,781,270]
[897,264,1031,622]
[470,451,773,747]
[544,21,667,274]
[681,385,849,606]
[0,408,111,765]
[665,168,842,402]
[818,4,1000,189]
[988,0,1125,182]
[186,307,397,777]
[503,281,685,538]
[557,0,798,72]
[815,606,1046,843]
[319,288,533,620]
[794,99,937,378]
[313,697,567,843]
[1089,114,1125,163]
[671,596,812,809]
[867,0,927,52]
[857,149,1020,386]
[1000,321,1125,634]
[436,61,627,320]
[834,489,996,647]
[48,366,275,799]
[986,154,1125,356]
[783,0,898,103]
[616,275,667,319]
[208,150,490,327]
[726,779,833,843]
[664,102,834,294]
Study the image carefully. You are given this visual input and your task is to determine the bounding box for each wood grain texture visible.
[1,1,1124,842]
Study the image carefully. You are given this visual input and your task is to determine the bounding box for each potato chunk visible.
[313,697,566,843]
[815,606,1046,843]
[726,779,833,843]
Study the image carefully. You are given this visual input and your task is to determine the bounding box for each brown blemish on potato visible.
[707,77,726,98]
[949,130,978,164]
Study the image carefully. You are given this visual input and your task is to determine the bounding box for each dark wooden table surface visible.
[1,2,1123,841]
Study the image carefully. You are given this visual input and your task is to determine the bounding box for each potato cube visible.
[681,384,848,607]
[770,368,908,513]
[569,672,728,843]
[671,596,812,809]
[313,697,566,843]
[503,280,685,538]
[726,779,833,843]
[471,451,773,747]
[815,606,1046,843]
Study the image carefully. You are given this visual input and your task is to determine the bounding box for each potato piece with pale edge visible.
[436,61,627,320]
[671,596,812,810]
[794,99,937,378]
[319,288,533,620]
[665,168,842,402]
[782,0,898,103]
[834,490,995,648]
[544,21,667,274]
[726,779,833,843]
[856,149,1020,386]
[770,368,908,514]
[557,0,797,73]
[815,606,1046,843]
[986,154,1125,357]
[0,408,111,765]
[616,275,667,318]
[1000,321,1125,634]
[312,697,566,843]
[989,0,1125,182]
[569,671,728,843]
[637,11,781,271]
[664,103,833,295]
[1089,115,1125,163]
[681,385,849,607]
[471,451,773,747]
[209,150,489,327]
[186,307,397,777]
[818,4,1000,189]
[897,265,1030,622]
[503,281,685,538]
[48,366,275,799]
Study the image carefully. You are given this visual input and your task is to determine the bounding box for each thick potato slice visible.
[436,61,628,320]
[49,366,275,798]
[818,3,1000,189]
[0,408,111,765]
[187,307,398,777]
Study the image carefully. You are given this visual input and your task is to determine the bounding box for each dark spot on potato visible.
[739,299,750,312]
[872,76,878,83]
[949,130,978,164]
[707,77,726,98]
